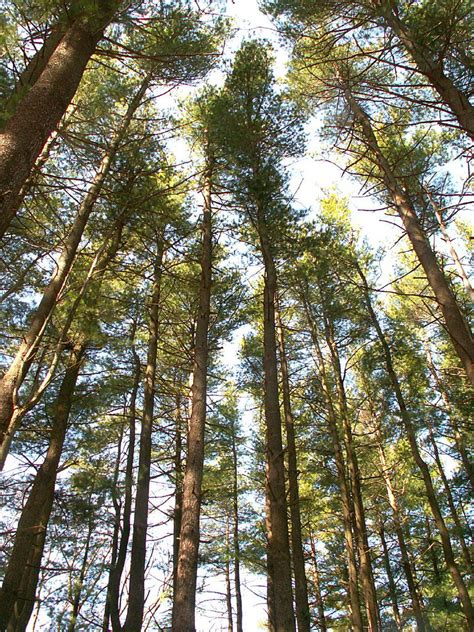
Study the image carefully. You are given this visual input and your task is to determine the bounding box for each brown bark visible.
[256,208,296,632]
[172,160,213,631]
[122,231,165,632]
[379,524,402,630]
[301,291,363,631]
[356,262,474,625]
[0,344,85,631]
[172,391,184,603]
[322,308,380,631]
[225,517,234,632]
[106,335,140,632]
[275,302,311,632]
[230,415,244,632]
[0,75,150,457]
[379,1,474,139]
[372,411,428,631]
[0,2,119,237]
[309,533,327,632]
[343,85,474,386]
[424,343,474,493]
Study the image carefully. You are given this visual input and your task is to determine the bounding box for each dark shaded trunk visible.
[225,517,234,632]
[122,231,165,632]
[342,85,474,386]
[0,344,85,631]
[107,336,140,632]
[172,161,213,632]
[301,291,363,631]
[275,302,311,632]
[356,262,474,625]
[0,75,150,456]
[0,2,119,237]
[256,208,296,632]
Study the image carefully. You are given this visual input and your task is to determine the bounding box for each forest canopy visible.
[0,0,472,630]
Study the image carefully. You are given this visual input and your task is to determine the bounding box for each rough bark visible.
[172,161,213,632]
[256,208,296,632]
[0,344,85,631]
[343,85,474,386]
[275,302,311,632]
[0,1,119,237]
[122,232,165,632]
[0,75,150,456]
[356,263,474,625]
[301,291,363,631]
[379,1,474,139]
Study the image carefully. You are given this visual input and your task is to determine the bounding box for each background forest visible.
[0,0,473,630]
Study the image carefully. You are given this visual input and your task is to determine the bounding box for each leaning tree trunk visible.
[0,343,85,631]
[379,524,402,631]
[342,83,474,386]
[0,1,119,237]
[122,231,165,632]
[356,262,474,626]
[255,207,296,632]
[172,158,213,632]
[275,301,311,632]
[301,290,363,632]
[309,533,327,632]
[0,74,151,457]
[379,1,474,140]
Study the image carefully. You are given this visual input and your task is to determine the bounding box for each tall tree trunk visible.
[122,230,165,632]
[301,290,363,631]
[379,1,474,139]
[309,533,327,632]
[225,516,234,632]
[426,419,472,568]
[322,308,380,632]
[372,409,428,631]
[275,301,311,632]
[0,343,85,631]
[172,158,213,632]
[107,334,140,632]
[342,84,474,386]
[172,391,184,603]
[230,415,244,632]
[0,1,119,236]
[424,343,474,492]
[0,75,150,455]
[255,207,296,632]
[379,524,402,630]
[356,262,474,625]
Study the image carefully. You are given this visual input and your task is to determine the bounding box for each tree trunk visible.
[230,416,244,632]
[275,301,311,632]
[0,74,151,456]
[379,524,402,630]
[225,516,234,632]
[255,208,296,632]
[322,309,380,631]
[0,344,85,631]
[424,343,474,493]
[309,533,327,632]
[379,1,474,139]
[356,262,474,625]
[122,231,165,632]
[172,158,213,632]
[343,85,474,386]
[301,290,363,632]
[107,335,140,632]
[0,2,119,237]
[172,391,184,604]
[372,410,428,631]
